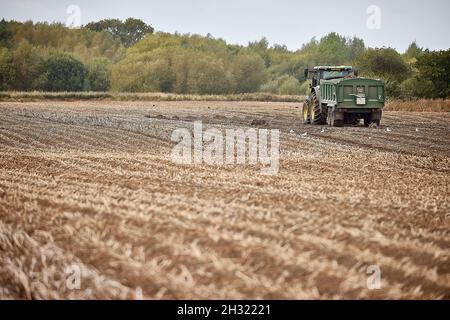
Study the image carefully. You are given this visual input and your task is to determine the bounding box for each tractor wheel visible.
[302,102,310,124]
[310,91,326,125]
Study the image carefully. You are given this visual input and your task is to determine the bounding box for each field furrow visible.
[0,101,449,299]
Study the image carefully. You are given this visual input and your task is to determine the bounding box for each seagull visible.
[301,132,308,137]
[320,128,325,133]
[415,128,419,132]
[289,129,294,134]
[386,127,391,132]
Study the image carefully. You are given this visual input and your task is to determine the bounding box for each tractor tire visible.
[310,91,326,125]
[302,102,310,124]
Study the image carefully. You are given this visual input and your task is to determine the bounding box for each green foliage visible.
[269,55,308,82]
[43,52,86,91]
[0,19,13,47]
[186,56,231,94]
[12,41,46,90]
[316,33,352,65]
[247,38,272,67]
[384,78,402,99]
[415,49,450,98]
[85,57,111,91]
[232,52,267,93]
[299,80,310,96]
[111,47,174,92]
[0,48,15,90]
[6,20,124,62]
[404,41,424,61]
[277,76,303,95]
[0,18,448,99]
[84,18,154,47]
[400,77,434,99]
[355,48,411,83]
[113,33,233,94]
[260,75,303,95]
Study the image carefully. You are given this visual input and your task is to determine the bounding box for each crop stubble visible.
[0,101,449,299]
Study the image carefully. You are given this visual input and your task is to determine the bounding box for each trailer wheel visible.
[364,110,382,127]
[364,117,380,127]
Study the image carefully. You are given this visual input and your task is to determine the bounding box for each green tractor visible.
[303,66,385,127]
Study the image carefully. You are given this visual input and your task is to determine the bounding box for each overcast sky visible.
[1,0,449,52]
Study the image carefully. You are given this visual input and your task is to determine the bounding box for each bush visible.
[232,52,267,93]
[399,77,434,99]
[415,49,450,98]
[43,52,86,91]
[261,75,304,96]
[356,48,410,83]
[299,81,310,96]
[186,56,231,94]
[0,48,15,90]
[85,57,111,91]
[277,76,303,95]
[384,78,402,99]
[12,41,46,91]
[116,47,180,93]
[259,79,279,93]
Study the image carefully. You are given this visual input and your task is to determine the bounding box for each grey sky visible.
[1,0,449,52]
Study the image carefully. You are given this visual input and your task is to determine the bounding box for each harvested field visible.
[0,100,449,299]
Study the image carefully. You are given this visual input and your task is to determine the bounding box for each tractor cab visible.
[304,66,355,86]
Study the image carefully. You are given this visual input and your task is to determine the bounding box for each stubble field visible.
[0,100,449,299]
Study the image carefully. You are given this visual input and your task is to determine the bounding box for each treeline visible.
[0,19,449,99]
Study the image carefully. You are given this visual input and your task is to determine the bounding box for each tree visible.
[400,77,434,99]
[404,41,424,61]
[0,48,15,90]
[248,37,272,67]
[85,57,111,91]
[316,33,349,65]
[277,76,303,95]
[12,41,45,90]
[186,55,231,94]
[122,18,154,47]
[232,53,267,93]
[111,50,174,92]
[84,18,154,47]
[260,75,303,95]
[348,37,365,61]
[415,49,450,98]
[4,20,124,62]
[355,48,410,82]
[43,52,86,91]
[0,19,13,47]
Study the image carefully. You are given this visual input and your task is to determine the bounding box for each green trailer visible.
[303,66,385,127]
